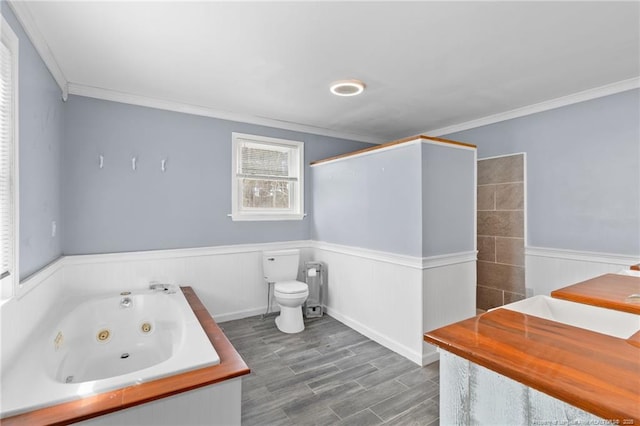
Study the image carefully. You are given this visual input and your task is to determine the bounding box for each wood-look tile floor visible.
[220,314,440,426]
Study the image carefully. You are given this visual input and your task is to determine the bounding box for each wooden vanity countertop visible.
[424,308,640,423]
[551,273,640,314]
[1,286,250,426]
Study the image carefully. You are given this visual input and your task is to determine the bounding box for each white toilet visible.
[262,249,309,333]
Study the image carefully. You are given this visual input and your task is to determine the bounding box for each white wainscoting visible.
[2,241,312,375]
[314,243,424,365]
[422,259,476,365]
[1,258,65,373]
[6,240,477,370]
[7,242,636,376]
[60,241,313,323]
[314,242,476,366]
[526,246,640,296]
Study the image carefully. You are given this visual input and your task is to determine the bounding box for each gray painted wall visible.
[312,144,423,256]
[422,143,476,257]
[445,89,640,256]
[62,95,372,254]
[2,5,64,279]
[6,0,637,271]
[312,142,476,257]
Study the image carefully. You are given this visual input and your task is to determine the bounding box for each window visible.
[0,18,18,299]
[231,133,304,221]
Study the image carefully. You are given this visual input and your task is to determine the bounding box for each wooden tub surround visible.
[1,287,250,426]
[424,273,640,423]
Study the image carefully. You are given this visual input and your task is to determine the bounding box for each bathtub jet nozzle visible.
[120,297,132,308]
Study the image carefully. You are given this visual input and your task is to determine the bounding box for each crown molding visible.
[426,77,640,137]
[7,1,68,99]
[66,83,384,144]
[7,0,376,142]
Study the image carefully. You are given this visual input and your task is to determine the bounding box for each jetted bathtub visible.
[0,286,220,418]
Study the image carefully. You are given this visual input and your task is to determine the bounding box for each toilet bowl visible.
[262,250,309,334]
[274,281,309,334]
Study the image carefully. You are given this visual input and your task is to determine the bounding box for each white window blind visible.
[231,133,304,221]
[238,143,294,181]
[0,20,17,296]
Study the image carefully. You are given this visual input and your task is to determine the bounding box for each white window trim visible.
[231,132,304,221]
[1,17,19,300]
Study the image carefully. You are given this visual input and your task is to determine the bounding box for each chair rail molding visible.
[525,246,640,266]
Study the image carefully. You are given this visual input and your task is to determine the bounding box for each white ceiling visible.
[12,1,640,143]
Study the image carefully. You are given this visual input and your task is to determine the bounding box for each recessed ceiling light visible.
[330,79,366,97]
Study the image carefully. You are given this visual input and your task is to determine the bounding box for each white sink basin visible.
[500,295,640,339]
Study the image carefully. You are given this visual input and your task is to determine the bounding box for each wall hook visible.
[132,156,137,171]
[98,154,104,169]
[161,159,167,172]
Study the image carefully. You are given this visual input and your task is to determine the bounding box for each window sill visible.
[229,213,306,222]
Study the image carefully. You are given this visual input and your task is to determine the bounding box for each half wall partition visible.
[311,136,477,365]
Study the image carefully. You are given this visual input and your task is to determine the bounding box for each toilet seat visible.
[274,280,308,294]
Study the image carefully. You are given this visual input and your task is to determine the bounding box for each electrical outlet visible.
[51,221,57,237]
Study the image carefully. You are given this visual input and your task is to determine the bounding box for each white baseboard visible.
[211,304,441,366]
[325,306,423,366]
[213,307,279,323]
[422,349,440,366]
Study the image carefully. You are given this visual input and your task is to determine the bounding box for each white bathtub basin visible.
[501,295,640,339]
[1,288,220,418]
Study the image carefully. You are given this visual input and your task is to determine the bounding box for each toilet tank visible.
[263,249,300,282]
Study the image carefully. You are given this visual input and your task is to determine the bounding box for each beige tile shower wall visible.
[477,154,525,310]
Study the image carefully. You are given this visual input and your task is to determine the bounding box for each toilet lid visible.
[274,280,308,294]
